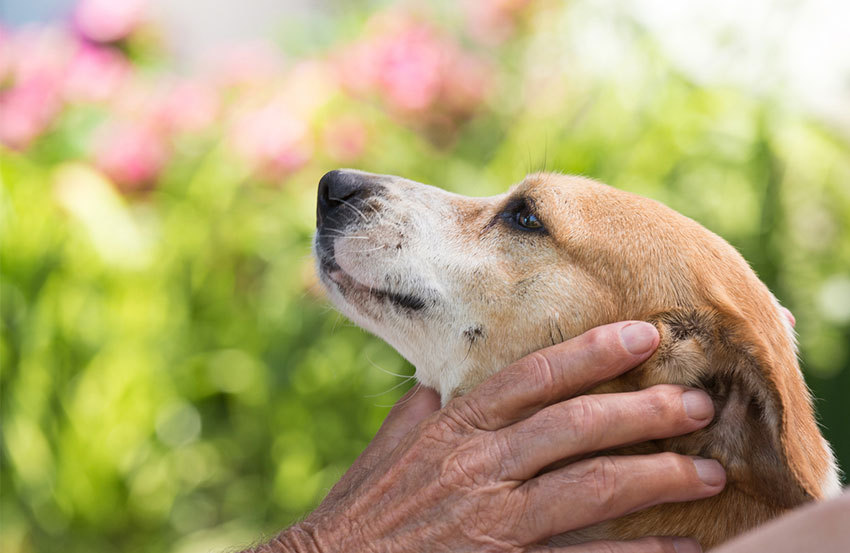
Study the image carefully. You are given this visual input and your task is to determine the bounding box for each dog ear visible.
[644,308,828,509]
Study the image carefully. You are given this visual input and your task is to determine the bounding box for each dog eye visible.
[515,206,544,230]
[493,197,547,234]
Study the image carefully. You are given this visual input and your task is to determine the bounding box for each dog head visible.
[313,169,840,544]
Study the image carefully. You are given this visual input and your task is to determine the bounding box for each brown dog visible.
[313,169,841,548]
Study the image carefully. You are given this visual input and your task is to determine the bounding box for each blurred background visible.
[1,1,848,552]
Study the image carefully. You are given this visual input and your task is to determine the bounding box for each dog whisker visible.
[362,200,380,217]
[331,311,344,334]
[338,197,369,223]
[363,376,416,398]
[374,381,420,408]
[365,354,415,379]
[322,228,372,240]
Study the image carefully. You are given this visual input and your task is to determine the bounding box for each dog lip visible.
[321,259,427,311]
[328,267,370,294]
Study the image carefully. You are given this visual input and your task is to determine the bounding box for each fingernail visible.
[620,322,657,354]
[682,390,713,421]
[693,459,725,487]
[672,537,702,553]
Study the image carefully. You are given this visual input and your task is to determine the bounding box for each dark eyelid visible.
[482,197,523,234]
[481,196,547,235]
[502,196,528,216]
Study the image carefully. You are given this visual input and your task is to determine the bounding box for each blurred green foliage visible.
[1,2,849,552]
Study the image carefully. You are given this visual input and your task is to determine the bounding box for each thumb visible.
[324,384,440,502]
[372,383,441,453]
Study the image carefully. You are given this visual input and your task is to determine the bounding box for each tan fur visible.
[314,171,841,549]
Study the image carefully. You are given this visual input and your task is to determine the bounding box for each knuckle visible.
[582,325,613,352]
[491,432,519,466]
[416,410,469,448]
[424,412,461,439]
[585,455,620,510]
[658,452,690,480]
[438,455,470,488]
[645,385,680,418]
[444,396,492,430]
[566,396,606,449]
[524,351,558,397]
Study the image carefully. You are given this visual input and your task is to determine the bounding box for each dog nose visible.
[316,170,374,229]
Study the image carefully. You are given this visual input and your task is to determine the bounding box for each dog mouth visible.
[320,258,427,311]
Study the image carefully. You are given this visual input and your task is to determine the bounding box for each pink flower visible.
[150,79,219,135]
[0,26,73,149]
[74,0,146,43]
[376,26,443,111]
[0,75,62,150]
[337,15,445,113]
[229,96,313,180]
[323,117,368,162]
[63,43,131,103]
[93,122,168,191]
[335,12,492,123]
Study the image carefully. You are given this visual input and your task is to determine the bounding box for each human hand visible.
[252,321,725,553]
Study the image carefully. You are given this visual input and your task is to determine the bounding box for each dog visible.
[313,169,841,549]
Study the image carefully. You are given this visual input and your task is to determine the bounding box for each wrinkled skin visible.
[244,322,727,553]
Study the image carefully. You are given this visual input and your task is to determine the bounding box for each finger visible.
[515,453,725,543]
[529,536,702,552]
[326,384,440,499]
[497,386,715,479]
[363,384,441,461]
[453,322,659,430]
